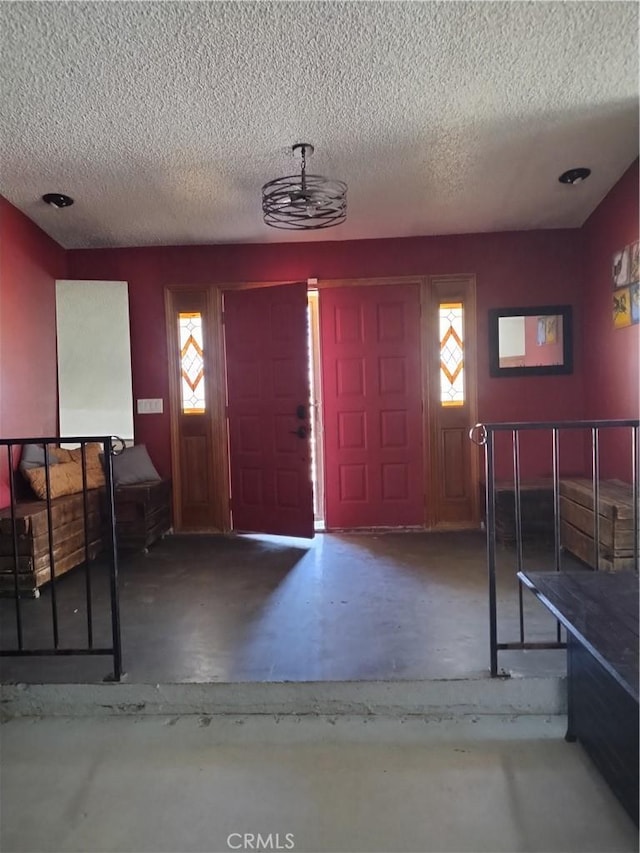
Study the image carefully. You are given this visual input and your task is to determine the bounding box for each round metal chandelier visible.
[262,143,347,230]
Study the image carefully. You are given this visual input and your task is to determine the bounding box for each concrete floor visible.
[0,531,577,684]
[1,714,636,853]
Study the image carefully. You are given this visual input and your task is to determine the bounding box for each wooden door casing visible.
[165,287,229,532]
[424,275,479,528]
[165,275,479,534]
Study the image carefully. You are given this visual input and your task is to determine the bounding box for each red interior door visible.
[320,284,424,529]
[224,283,314,538]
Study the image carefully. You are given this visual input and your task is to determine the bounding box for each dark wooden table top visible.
[519,570,639,701]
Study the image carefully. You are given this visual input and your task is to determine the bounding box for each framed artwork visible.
[612,246,630,288]
[545,315,557,343]
[536,315,558,345]
[631,282,639,325]
[613,287,631,329]
[612,240,639,328]
[630,240,639,286]
[612,239,639,289]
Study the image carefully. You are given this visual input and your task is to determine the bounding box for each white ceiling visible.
[1,1,638,249]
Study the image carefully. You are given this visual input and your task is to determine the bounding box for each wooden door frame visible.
[316,276,426,290]
[318,274,479,530]
[423,274,480,529]
[166,274,479,533]
[166,280,305,532]
[165,286,230,532]
[307,290,326,524]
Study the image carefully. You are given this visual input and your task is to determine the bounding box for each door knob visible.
[290,425,308,439]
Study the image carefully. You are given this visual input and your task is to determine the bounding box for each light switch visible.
[137,398,163,414]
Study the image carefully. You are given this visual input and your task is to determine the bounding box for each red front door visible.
[224,283,314,538]
[320,284,424,529]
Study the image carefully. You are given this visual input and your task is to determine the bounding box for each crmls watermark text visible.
[226,832,295,850]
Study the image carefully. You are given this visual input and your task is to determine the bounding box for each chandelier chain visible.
[300,145,307,193]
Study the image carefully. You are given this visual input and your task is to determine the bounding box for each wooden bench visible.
[0,480,172,595]
[0,491,103,597]
[114,480,171,553]
[560,478,636,571]
[479,479,555,543]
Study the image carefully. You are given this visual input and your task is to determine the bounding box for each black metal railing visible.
[470,419,640,677]
[0,436,123,681]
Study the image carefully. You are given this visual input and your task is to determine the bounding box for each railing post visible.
[591,427,600,572]
[43,443,59,648]
[552,428,562,642]
[633,425,639,572]
[485,429,498,677]
[7,444,23,648]
[80,442,94,648]
[512,429,525,644]
[102,436,123,681]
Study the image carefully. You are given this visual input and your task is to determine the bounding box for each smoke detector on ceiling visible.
[42,193,74,208]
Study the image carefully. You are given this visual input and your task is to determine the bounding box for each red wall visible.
[0,198,67,506]
[8,165,636,499]
[3,158,635,510]
[582,159,639,479]
[68,230,586,480]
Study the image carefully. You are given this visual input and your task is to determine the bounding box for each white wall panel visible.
[56,280,134,441]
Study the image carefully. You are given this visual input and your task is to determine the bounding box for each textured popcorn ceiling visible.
[0,1,638,249]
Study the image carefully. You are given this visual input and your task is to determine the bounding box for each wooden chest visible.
[559,478,637,572]
[114,480,171,553]
[0,492,103,596]
[479,479,555,543]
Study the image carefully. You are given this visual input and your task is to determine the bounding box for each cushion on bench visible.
[21,443,106,499]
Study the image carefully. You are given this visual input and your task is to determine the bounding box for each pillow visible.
[53,448,74,463]
[69,442,104,470]
[110,445,161,486]
[19,443,62,471]
[23,457,106,500]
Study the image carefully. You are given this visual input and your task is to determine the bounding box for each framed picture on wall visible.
[629,240,639,286]
[612,245,630,288]
[611,239,639,328]
[612,239,639,290]
[613,287,631,329]
[631,282,639,325]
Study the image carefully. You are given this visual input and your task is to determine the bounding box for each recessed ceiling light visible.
[42,193,74,208]
[558,168,591,185]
